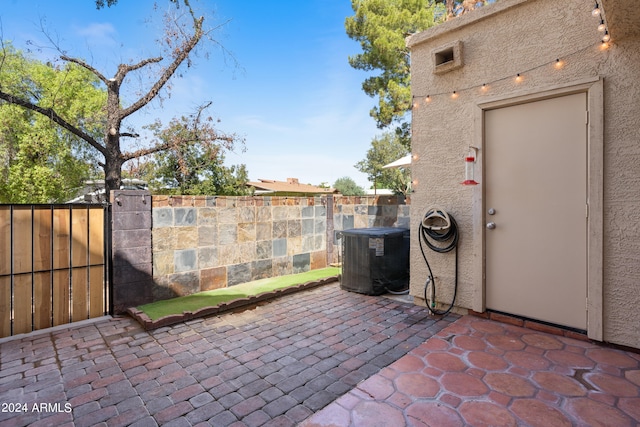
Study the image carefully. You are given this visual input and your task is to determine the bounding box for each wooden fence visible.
[0,204,109,338]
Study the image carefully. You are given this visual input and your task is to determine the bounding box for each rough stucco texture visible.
[407,0,640,348]
[598,0,640,349]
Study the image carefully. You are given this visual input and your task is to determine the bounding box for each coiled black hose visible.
[418,210,459,315]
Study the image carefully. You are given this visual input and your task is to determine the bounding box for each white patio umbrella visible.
[382,154,412,169]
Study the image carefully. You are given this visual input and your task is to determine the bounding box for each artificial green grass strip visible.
[138,267,341,321]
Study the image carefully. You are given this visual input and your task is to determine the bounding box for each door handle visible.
[486,222,496,230]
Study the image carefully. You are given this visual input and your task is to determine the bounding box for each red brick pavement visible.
[5,282,637,426]
[301,315,640,427]
[0,282,455,426]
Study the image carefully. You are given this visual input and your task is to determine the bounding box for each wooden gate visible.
[0,204,109,338]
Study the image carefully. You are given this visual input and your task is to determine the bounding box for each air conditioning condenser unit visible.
[340,227,409,295]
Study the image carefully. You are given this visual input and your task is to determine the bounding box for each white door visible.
[485,93,587,330]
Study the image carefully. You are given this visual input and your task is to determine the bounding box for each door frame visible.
[471,78,604,340]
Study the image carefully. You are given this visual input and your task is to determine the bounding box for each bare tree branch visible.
[120,132,140,138]
[120,16,204,120]
[121,132,235,162]
[121,101,233,162]
[121,140,175,161]
[0,89,107,156]
[60,55,109,84]
[192,100,212,126]
[118,56,163,77]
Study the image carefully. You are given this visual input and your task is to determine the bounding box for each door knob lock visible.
[486,222,496,230]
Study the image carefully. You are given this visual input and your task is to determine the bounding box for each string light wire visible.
[412,6,610,107]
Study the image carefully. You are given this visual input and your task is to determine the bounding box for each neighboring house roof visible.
[247,178,337,195]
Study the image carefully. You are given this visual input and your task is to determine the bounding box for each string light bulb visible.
[597,19,606,32]
[412,36,610,102]
[592,2,601,16]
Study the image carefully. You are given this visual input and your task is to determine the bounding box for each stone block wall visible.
[150,195,329,297]
[329,195,410,264]
[109,191,411,306]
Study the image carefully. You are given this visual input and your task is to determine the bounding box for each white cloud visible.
[73,22,117,46]
[234,115,296,134]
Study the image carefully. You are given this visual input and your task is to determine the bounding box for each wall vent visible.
[433,41,463,74]
[435,47,455,66]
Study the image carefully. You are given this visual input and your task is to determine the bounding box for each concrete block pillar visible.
[110,190,154,313]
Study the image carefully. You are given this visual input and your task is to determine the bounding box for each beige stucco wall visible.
[408,0,640,348]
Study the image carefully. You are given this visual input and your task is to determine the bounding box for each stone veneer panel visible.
[256,222,272,240]
[238,222,256,242]
[272,238,287,257]
[174,208,196,226]
[198,226,217,247]
[198,246,217,269]
[293,253,311,273]
[153,208,173,227]
[145,195,410,302]
[228,263,251,286]
[174,249,197,273]
[197,207,217,225]
[256,240,272,260]
[200,266,226,291]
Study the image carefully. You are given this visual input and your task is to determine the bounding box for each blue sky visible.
[1,0,381,188]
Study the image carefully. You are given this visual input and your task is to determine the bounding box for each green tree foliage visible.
[0,1,236,198]
[334,176,365,196]
[0,43,105,202]
[355,131,411,196]
[345,0,437,145]
[141,107,250,196]
[345,0,491,147]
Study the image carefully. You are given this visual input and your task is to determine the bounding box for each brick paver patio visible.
[0,282,456,426]
[301,315,640,426]
[2,282,639,426]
